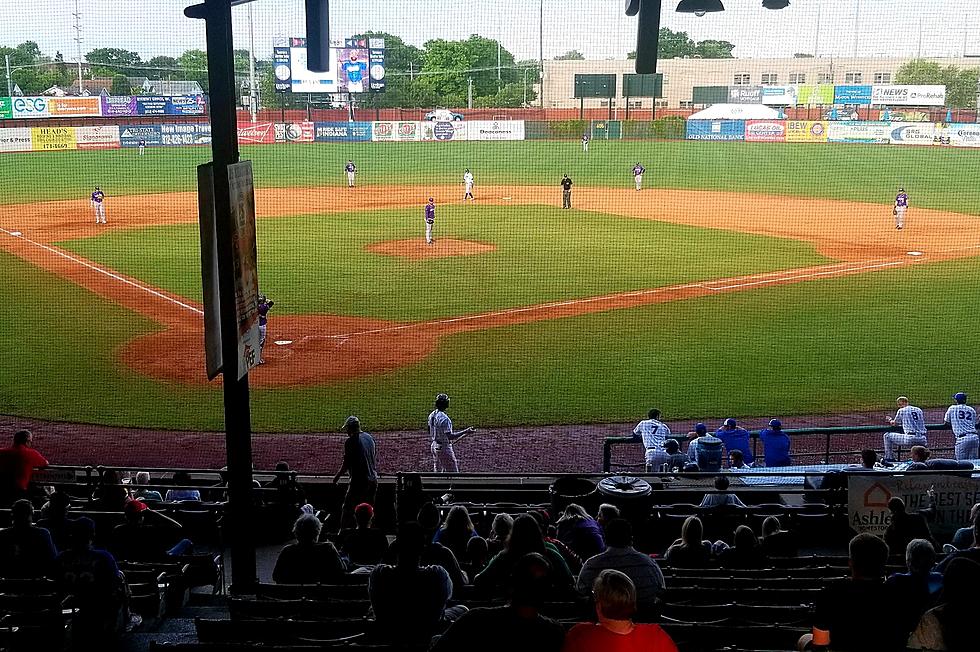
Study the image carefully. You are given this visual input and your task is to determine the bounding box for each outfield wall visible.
[685,119,980,147]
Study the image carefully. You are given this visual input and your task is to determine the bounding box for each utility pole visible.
[917,19,923,58]
[409,61,415,81]
[4,55,11,97]
[523,67,529,107]
[497,41,502,93]
[248,2,258,123]
[853,0,859,59]
[467,77,473,109]
[539,0,544,108]
[73,0,84,94]
[813,0,821,57]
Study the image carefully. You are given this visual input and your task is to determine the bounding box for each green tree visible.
[2,41,50,94]
[693,39,735,59]
[111,74,130,95]
[85,48,143,77]
[178,49,209,91]
[555,50,585,60]
[348,31,428,109]
[474,80,536,108]
[658,28,695,59]
[895,59,980,108]
[420,35,518,105]
[145,55,179,80]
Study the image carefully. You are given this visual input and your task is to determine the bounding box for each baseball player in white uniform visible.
[345,160,356,188]
[427,393,475,472]
[884,396,928,461]
[944,392,979,460]
[582,133,590,152]
[634,408,671,472]
[463,169,475,201]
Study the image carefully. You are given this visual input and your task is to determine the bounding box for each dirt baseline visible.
[2,184,978,388]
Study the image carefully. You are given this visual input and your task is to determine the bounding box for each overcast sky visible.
[3,0,979,64]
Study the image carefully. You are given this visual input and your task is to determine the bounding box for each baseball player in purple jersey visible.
[894,187,909,229]
[632,162,646,191]
[424,197,436,244]
[257,294,275,364]
[345,160,356,188]
[91,186,107,224]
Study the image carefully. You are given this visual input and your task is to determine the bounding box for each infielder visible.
[345,160,357,188]
[463,169,475,201]
[342,53,367,93]
[632,162,645,191]
[138,138,146,156]
[257,294,275,364]
[582,133,590,152]
[91,186,107,224]
[944,392,979,460]
[894,187,909,230]
[560,174,573,209]
[424,197,436,244]
[884,396,928,461]
[428,393,475,472]
[634,408,671,472]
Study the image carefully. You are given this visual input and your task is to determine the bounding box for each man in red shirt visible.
[0,430,49,504]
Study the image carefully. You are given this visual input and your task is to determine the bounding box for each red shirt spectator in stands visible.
[0,429,48,503]
[563,569,678,652]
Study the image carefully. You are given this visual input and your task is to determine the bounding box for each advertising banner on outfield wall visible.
[50,97,102,117]
[101,96,138,116]
[12,97,52,118]
[0,97,11,119]
[75,125,121,149]
[848,474,980,538]
[467,120,525,141]
[948,123,980,147]
[120,125,162,147]
[166,95,207,115]
[744,120,786,142]
[797,85,835,106]
[0,127,32,152]
[31,126,76,151]
[785,120,828,142]
[872,85,945,106]
[685,120,745,141]
[728,86,762,104]
[161,123,211,146]
[372,121,420,141]
[420,120,468,141]
[275,122,314,143]
[889,122,937,145]
[834,85,873,105]
[827,121,891,144]
[237,122,275,145]
[314,121,373,142]
[760,86,799,106]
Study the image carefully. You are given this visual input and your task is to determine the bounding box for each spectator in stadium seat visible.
[847,448,880,470]
[333,415,378,531]
[563,569,678,652]
[531,513,583,575]
[557,504,605,561]
[0,429,48,506]
[716,418,754,465]
[433,505,479,562]
[431,552,566,652]
[687,423,723,473]
[133,472,163,502]
[949,503,979,550]
[0,499,57,577]
[760,516,798,558]
[91,469,130,512]
[663,439,688,472]
[908,557,980,652]
[907,445,973,471]
[340,502,389,566]
[464,535,490,576]
[934,511,980,573]
[385,503,468,596]
[596,503,620,534]
[728,450,749,469]
[665,516,713,568]
[718,525,767,570]
[273,514,346,584]
[634,408,671,472]
[487,512,513,558]
[370,521,466,644]
[885,539,943,643]
[802,533,903,651]
[475,514,574,597]
[759,419,792,467]
[110,499,194,562]
[37,491,76,553]
[576,519,664,618]
[885,497,938,555]
[265,461,306,510]
[699,476,746,509]
[164,471,201,502]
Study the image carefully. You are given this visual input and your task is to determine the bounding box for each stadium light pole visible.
[248,2,258,122]
[4,55,11,98]
[539,0,544,108]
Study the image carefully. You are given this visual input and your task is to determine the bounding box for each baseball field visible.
[1,139,979,434]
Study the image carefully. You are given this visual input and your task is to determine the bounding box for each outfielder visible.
[424,197,435,244]
[944,392,979,460]
[634,408,671,472]
[138,138,146,156]
[632,162,645,191]
[345,160,357,188]
[463,169,475,201]
[257,294,275,364]
[884,396,928,461]
[91,186,107,224]
[582,133,590,152]
[427,393,475,472]
[894,187,909,230]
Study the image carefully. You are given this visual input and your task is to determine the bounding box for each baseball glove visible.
[893,208,897,216]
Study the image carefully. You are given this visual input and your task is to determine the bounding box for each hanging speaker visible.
[305,0,331,72]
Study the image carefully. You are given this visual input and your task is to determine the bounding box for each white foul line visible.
[0,226,204,316]
[703,259,909,291]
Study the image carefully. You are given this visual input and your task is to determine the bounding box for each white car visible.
[424,108,464,121]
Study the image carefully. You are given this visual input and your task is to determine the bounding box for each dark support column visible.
[579,97,584,120]
[188,0,257,594]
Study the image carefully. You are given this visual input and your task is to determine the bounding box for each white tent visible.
[688,104,783,120]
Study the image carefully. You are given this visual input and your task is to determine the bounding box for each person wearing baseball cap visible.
[340,502,389,566]
[687,423,723,473]
[113,499,194,560]
[427,394,476,473]
[716,418,754,466]
[759,419,792,468]
[944,392,978,460]
[333,416,378,530]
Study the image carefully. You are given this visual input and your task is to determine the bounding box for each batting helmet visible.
[954,392,968,404]
[435,393,450,410]
[769,419,782,429]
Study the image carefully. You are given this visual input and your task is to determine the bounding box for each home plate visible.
[274,340,293,346]
[907,251,923,256]
[8,231,22,237]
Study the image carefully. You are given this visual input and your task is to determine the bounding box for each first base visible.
[274,340,293,346]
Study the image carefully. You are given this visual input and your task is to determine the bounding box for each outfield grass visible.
[58,205,829,320]
[3,244,978,432]
[4,140,980,215]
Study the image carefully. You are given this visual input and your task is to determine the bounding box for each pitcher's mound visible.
[365,238,496,260]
